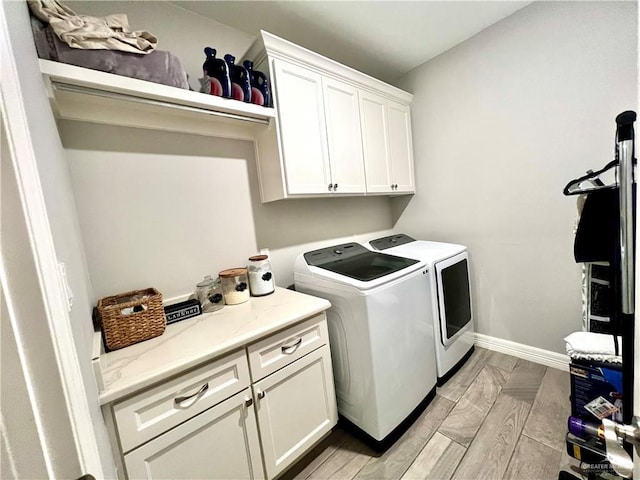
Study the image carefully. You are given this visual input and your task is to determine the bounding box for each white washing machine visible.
[294,242,437,446]
[368,234,475,385]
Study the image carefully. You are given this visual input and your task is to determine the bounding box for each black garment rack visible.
[563,110,636,478]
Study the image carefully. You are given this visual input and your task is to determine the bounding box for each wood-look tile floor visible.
[282,347,586,480]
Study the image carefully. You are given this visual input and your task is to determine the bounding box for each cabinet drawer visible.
[248,314,328,381]
[114,349,250,453]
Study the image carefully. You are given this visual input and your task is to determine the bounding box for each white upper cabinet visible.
[360,91,415,194]
[272,59,331,195]
[387,101,415,193]
[245,31,415,202]
[322,77,366,193]
[360,90,392,193]
[271,59,366,196]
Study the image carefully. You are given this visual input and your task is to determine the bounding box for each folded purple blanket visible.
[31,15,189,90]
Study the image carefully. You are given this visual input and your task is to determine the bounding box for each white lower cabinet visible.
[253,346,337,479]
[109,315,337,480]
[124,388,263,480]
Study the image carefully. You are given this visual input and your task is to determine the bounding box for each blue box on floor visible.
[569,360,623,423]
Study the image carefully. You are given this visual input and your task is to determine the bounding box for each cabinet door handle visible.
[328,183,333,191]
[244,396,253,407]
[174,383,208,405]
[333,183,338,190]
[281,337,302,354]
[257,390,266,399]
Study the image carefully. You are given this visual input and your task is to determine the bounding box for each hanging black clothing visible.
[574,188,620,264]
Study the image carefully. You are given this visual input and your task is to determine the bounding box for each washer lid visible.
[387,241,466,260]
[303,242,419,282]
[369,234,466,262]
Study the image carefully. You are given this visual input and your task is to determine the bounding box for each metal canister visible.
[248,255,275,296]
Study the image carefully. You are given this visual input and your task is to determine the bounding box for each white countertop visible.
[96,287,331,404]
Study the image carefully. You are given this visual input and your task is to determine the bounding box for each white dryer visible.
[294,242,437,447]
[368,234,475,384]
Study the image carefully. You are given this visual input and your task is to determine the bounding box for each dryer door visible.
[435,251,472,347]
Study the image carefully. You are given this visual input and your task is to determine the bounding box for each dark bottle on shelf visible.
[243,60,271,107]
[224,54,251,103]
[202,47,231,98]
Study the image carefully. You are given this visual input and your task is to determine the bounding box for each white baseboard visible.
[474,333,570,371]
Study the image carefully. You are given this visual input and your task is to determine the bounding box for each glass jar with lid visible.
[196,275,224,312]
[248,255,275,296]
[219,268,250,305]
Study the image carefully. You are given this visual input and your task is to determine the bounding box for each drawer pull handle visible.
[174,383,209,405]
[244,396,253,407]
[281,338,302,354]
[257,390,266,399]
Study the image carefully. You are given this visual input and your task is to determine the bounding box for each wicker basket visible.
[97,288,166,351]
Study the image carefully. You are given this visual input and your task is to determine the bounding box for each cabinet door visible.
[124,388,264,480]
[254,346,337,479]
[387,101,415,193]
[322,78,366,193]
[359,90,392,193]
[272,59,331,195]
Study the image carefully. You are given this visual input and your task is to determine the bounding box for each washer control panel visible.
[369,234,416,251]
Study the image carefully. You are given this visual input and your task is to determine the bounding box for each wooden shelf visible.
[39,59,275,139]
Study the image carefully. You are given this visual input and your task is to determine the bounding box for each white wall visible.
[3,1,116,476]
[61,121,394,300]
[394,1,638,353]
